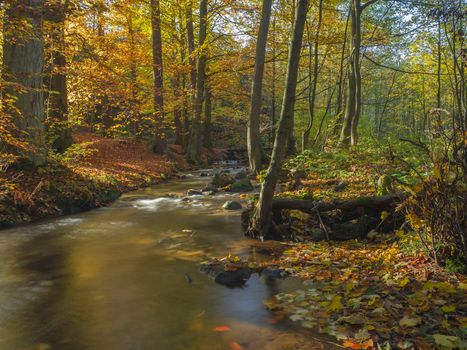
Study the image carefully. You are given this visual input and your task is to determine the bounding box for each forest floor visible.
[0,132,194,228]
[211,147,467,350]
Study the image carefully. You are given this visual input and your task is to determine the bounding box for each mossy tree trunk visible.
[2,0,47,166]
[45,0,73,153]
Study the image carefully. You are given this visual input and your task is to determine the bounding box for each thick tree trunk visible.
[247,0,273,175]
[2,0,47,166]
[45,0,72,153]
[151,0,166,153]
[186,0,208,164]
[302,0,323,151]
[250,0,309,239]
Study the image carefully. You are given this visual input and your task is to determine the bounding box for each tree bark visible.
[339,0,377,147]
[151,0,166,153]
[186,0,208,164]
[302,0,323,151]
[203,83,212,149]
[2,0,47,166]
[250,0,309,239]
[333,7,350,135]
[45,0,72,153]
[247,0,273,175]
[186,0,197,94]
[271,193,406,214]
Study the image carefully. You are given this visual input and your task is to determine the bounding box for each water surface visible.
[0,169,335,350]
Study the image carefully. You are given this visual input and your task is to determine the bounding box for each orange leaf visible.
[212,325,230,332]
[343,339,374,350]
[230,342,245,350]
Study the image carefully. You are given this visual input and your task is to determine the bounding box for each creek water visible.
[0,169,335,350]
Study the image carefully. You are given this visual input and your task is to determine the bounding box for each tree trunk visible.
[333,7,350,135]
[247,0,273,175]
[350,1,362,147]
[2,0,47,166]
[186,0,208,164]
[45,0,72,153]
[339,0,359,147]
[302,0,323,151]
[203,83,212,149]
[186,0,197,95]
[270,15,277,147]
[249,0,309,239]
[151,0,166,153]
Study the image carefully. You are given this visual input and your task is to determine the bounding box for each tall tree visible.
[186,0,208,164]
[45,0,73,153]
[203,83,212,149]
[301,0,323,151]
[151,0,166,153]
[339,0,378,147]
[2,0,47,165]
[247,0,273,175]
[249,0,309,238]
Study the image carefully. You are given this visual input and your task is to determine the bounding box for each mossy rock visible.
[211,173,235,188]
[377,175,394,195]
[227,178,254,193]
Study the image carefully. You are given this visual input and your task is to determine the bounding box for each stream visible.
[0,168,336,350]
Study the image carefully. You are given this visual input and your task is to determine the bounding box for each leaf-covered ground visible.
[262,236,466,349]
[251,148,465,349]
[0,132,184,227]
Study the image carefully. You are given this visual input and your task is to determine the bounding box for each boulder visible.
[377,175,394,195]
[227,178,254,193]
[222,201,242,210]
[215,268,251,287]
[202,191,216,196]
[333,180,347,192]
[187,189,203,196]
[211,173,235,188]
[201,185,218,193]
[200,263,251,287]
[234,170,247,180]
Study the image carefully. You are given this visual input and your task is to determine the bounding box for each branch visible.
[361,0,379,10]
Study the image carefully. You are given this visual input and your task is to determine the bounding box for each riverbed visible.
[0,169,337,350]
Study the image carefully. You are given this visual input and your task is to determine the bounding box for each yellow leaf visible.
[398,276,410,287]
[432,334,459,349]
[325,295,344,312]
[399,315,421,327]
[441,304,456,313]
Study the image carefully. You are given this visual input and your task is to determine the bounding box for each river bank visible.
[1,133,201,228]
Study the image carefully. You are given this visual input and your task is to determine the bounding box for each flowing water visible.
[0,169,335,350]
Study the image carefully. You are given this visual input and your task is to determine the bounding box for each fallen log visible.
[272,193,407,215]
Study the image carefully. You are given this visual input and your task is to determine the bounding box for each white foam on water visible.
[132,197,183,211]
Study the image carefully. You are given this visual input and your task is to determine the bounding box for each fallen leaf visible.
[399,315,422,328]
[432,334,459,349]
[212,325,230,332]
[230,341,245,350]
